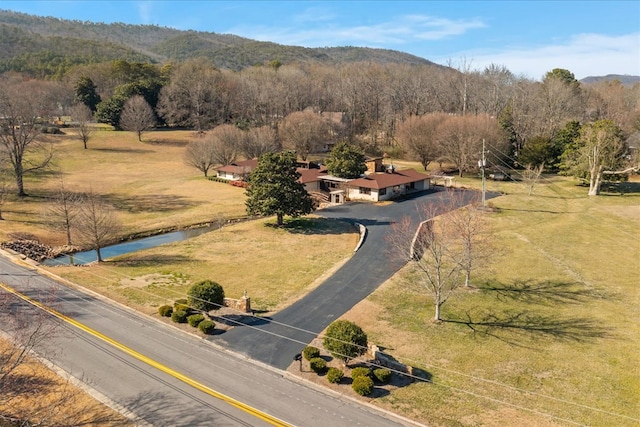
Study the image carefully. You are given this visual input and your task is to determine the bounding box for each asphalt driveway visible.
[216,188,492,369]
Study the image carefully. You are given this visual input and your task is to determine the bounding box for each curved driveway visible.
[217,189,489,369]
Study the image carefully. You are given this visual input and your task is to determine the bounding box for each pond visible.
[43,226,217,266]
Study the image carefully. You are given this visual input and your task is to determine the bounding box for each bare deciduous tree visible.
[74,192,121,262]
[0,287,130,426]
[205,124,241,165]
[239,125,279,159]
[0,288,60,420]
[387,192,490,320]
[396,113,447,171]
[0,171,9,220]
[521,163,545,196]
[184,125,242,177]
[446,194,492,287]
[44,179,83,245]
[71,103,94,149]
[184,137,218,178]
[0,77,54,196]
[279,110,330,161]
[437,114,506,177]
[119,95,156,142]
[157,59,227,133]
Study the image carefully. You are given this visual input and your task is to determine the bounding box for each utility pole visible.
[478,139,486,208]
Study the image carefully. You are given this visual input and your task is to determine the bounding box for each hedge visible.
[309,357,327,374]
[351,376,374,396]
[158,305,173,317]
[373,368,392,384]
[327,367,344,384]
[302,346,320,361]
[171,310,188,323]
[351,367,372,380]
[198,319,216,334]
[187,313,205,327]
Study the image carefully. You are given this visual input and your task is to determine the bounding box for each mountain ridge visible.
[0,9,439,75]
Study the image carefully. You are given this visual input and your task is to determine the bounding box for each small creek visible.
[43,225,217,266]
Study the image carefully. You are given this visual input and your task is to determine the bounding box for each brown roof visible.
[216,158,258,174]
[298,165,328,183]
[347,169,429,190]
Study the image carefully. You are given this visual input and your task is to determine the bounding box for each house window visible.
[408,182,415,190]
[379,188,387,196]
[359,187,371,195]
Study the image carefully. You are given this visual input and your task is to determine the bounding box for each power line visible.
[4,254,637,425]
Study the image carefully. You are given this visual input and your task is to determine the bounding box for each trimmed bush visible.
[187,313,205,327]
[302,346,320,361]
[309,357,327,374]
[373,368,392,384]
[323,320,368,363]
[198,319,216,334]
[174,299,190,313]
[327,367,344,384]
[351,375,374,396]
[158,305,173,317]
[171,310,188,323]
[350,367,372,380]
[187,280,225,311]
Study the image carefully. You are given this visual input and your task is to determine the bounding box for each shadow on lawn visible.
[443,279,612,346]
[268,217,361,235]
[478,279,609,305]
[110,254,192,267]
[599,180,640,195]
[104,193,198,213]
[444,310,610,346]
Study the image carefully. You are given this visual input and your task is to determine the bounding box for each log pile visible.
[0,240,56,262]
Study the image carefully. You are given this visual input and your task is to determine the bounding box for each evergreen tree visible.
[245,151,314,226]
[324,141,367,179]
[74,76,101,112]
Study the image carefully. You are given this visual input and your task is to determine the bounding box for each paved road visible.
[217,189,487,369]
[0,254,417,427]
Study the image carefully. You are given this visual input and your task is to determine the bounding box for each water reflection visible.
[43,226,215,266]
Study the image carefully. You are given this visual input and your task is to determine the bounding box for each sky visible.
[0,1,638,80]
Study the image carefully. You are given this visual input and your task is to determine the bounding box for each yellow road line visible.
[0,283,292,427]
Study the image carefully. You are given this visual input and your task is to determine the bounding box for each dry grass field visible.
[327,174,640,427]
[1,128,248,244]
[2,128,638,426]
[0,339,132,427]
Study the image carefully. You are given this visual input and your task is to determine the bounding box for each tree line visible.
[1,58,639,201]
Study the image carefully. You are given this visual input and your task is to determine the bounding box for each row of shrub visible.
[207,177,229,183]
[158,299,216,335]
[229,180,248,188]
[207,176,249,188]
[302,345,391,396]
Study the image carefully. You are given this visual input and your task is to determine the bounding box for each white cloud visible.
[227,14,486,48]
[441,33,640,81]
[292,6,336,24]
[136,1,154,25]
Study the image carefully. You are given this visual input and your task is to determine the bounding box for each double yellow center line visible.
[0,282,292,427]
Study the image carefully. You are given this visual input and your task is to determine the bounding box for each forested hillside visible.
[0,9,436,77]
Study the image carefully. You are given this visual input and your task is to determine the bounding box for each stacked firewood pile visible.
[0,240,56,261]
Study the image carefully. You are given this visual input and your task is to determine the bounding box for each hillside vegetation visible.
[0,9,437,77]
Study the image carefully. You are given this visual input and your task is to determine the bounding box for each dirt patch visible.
[120,273,188,289]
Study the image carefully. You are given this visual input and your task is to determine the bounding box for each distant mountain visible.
[580,74,640,86]
[0,9,440,76]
